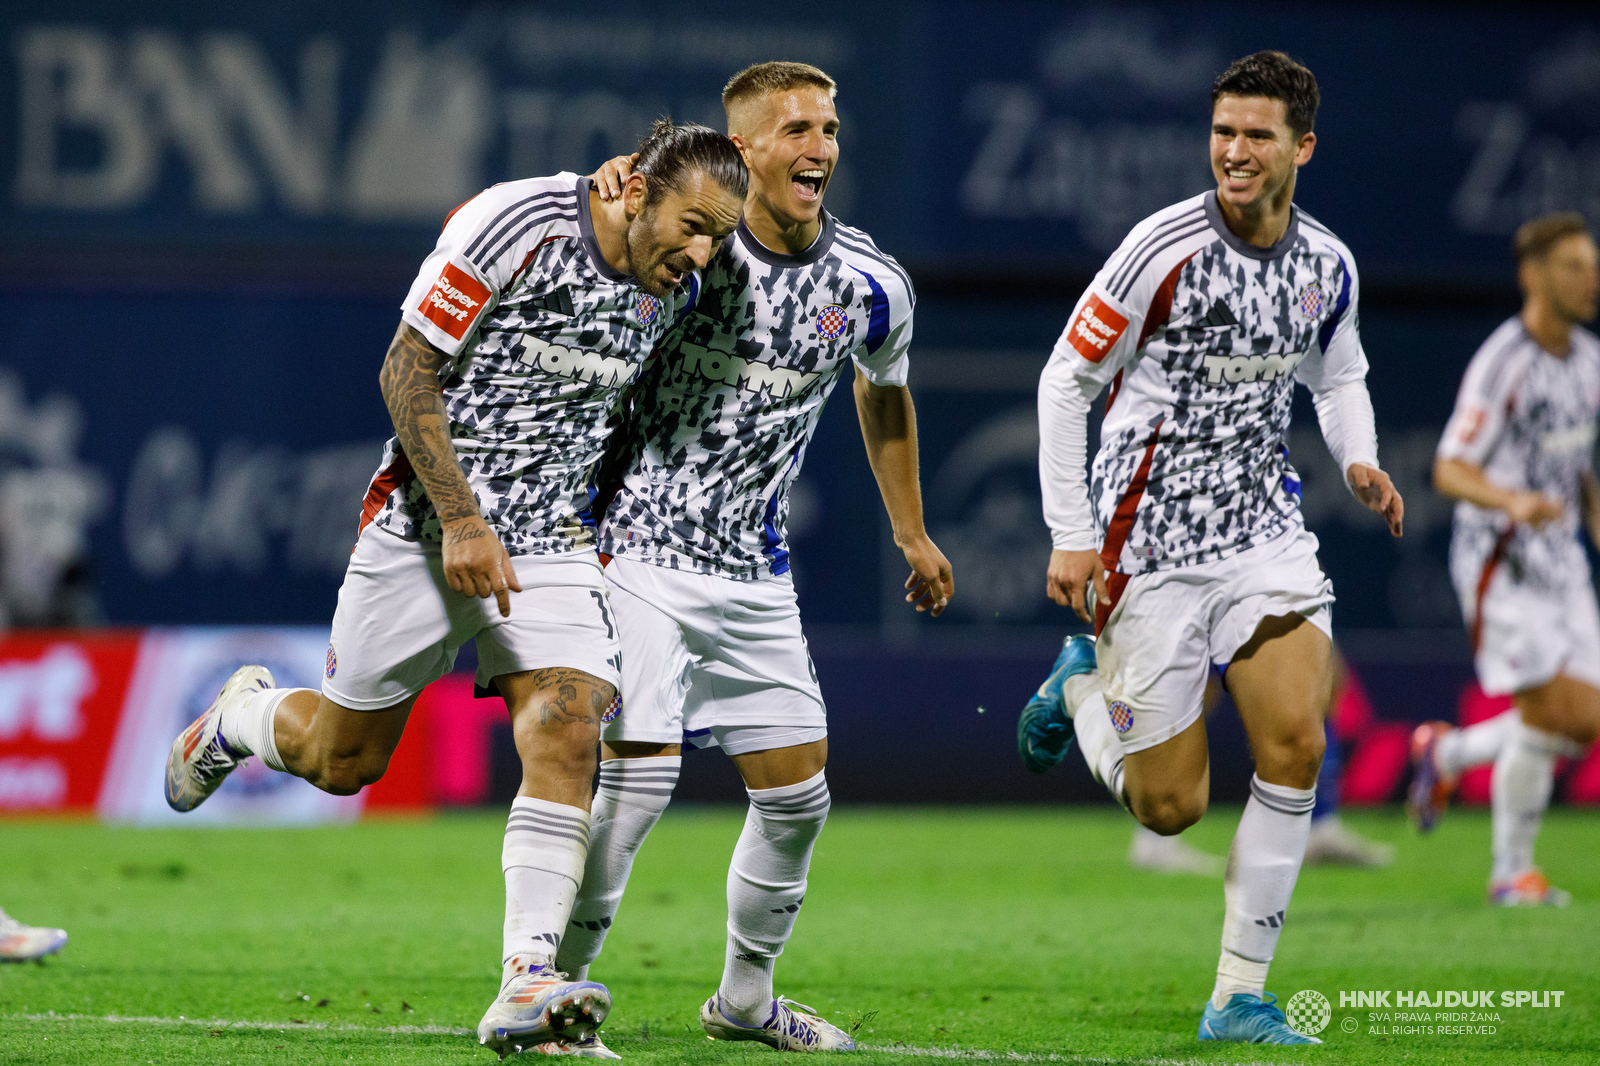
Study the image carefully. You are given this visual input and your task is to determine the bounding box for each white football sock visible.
[218,686,298,772]
[1491,720,1562,881]
[502,798,590,985]
[721,770,830,1025]
[1064,673,1126,806]
[1212,775,1315,1009]
[555,756,680,978]
[1434,712,1515,777]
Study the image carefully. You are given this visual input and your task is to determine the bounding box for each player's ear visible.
[727,132,753,169]
[1294,131,1316,167]
[621,172,649,220]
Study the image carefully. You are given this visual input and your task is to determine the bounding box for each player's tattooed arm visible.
[853,369,954,616]
[1581,472,1600,545]
[378,322,523,615]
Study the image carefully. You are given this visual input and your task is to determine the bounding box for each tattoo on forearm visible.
[444,523,490,546]
[378,323,481,523]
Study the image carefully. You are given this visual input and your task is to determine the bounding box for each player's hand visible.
[1348,463,1404,538]
[592,154,640,202]
[1505,490,1566,528]
[1047,549,1108,624]
[441,515,523,617]
[900,532,953,616]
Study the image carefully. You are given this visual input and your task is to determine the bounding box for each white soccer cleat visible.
[1129,826,1225,876]
[478,964,612,1061]
[700,993,855,1052]
[1305,814,1395,867]
[0,909,68,962]
[525,1031,622,1058]
[164,665,274,812]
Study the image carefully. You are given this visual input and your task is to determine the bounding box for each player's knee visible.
[1132,789,1206,836]
[1257,725,1325,789]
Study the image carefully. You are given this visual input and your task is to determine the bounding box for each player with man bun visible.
[162,121,747,1058]
[563,60,951,1056]
[1412,212,1600,907]
[1022,51,1403,1044]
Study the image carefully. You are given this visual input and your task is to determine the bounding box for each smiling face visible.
[624,169,745,296]
[1210,94,1315,215]
[1524,232,1600,325]
[728,86,840,231]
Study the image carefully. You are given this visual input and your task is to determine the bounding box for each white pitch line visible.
[856,1043,1283,1066]
[3,1012,472,1036]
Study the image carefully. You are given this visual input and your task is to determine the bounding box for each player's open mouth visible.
[792,169,825,202]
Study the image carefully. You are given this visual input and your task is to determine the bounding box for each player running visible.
[556,61,952,1056]
[162,121,747,1058]
[1411,212,1600,906]
[1022,52,1403,1045]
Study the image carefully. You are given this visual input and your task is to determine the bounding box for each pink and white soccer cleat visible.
[164,665,274,812]
[0,909,67,962]
[478,963,611,1061]
[1489,869,1571,908]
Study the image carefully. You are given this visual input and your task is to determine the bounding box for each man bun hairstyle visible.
[633,118,748,207]
[1514,212,1591,265]
[1211,50,1319,138]
[722,61,837,111]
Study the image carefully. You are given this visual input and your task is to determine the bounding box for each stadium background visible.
[3,0,1600,819]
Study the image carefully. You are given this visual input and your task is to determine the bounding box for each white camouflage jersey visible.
[1438,317,1600,595]
[598,211,912,579]
[1040,191,1370,576]
[363,173,692,555]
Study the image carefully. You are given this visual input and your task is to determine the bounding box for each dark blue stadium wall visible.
[4,2,1598,801]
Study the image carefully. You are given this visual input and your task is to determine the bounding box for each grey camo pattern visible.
[599,214,909,578]
[1093,228,1352,572]
[373,212,681,555]
[1448,321,1600,595]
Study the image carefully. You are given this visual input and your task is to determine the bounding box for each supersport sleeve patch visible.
[417,261,492,342]
[1064,292,1130,364]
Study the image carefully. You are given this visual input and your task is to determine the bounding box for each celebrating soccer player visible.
[162,121,747,1058]
[1410,212,1600,907]
[1021,51,1403,1045]
[560,61,952,1055]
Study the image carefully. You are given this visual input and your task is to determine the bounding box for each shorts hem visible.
[320,681,420,712]
[477,658,621,693]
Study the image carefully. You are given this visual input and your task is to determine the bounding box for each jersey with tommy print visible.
[1041,191,1369,576]
[598,211,912,579]
[1438,317,1600,594]
[366,172,694,556]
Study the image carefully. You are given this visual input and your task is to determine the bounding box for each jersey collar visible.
[736,210,835,268]
[576,176,633,283]
[1204,191,1300,262]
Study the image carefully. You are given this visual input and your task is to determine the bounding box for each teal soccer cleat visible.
[1017,634,1097,774]
[1198,993,1322,1045]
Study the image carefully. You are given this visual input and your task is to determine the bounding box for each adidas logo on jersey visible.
[1202,350,1307,385]
[1197,300,1238,328]
[527,286,575,318]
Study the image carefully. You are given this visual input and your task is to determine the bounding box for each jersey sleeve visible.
[400,179,576,355]
[851,267,913,388]
[1295,249,1369,393]
[1437,342,1520,466]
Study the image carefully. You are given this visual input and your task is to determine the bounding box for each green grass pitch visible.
[1,806,1595,1064]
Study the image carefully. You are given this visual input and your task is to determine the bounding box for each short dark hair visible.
[722,61,837,112]
[633,118,748,208]
[1211,51,1319,138]
[1515,212,1591,265]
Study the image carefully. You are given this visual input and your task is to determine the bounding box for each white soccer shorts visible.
[600,556,827,755]
[1094,527,1335,754]
[1453,548,1600,696]
[323,526,621,710]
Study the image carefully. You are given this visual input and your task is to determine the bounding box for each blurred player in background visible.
[0,906,66,962]
[1412,212,1600,907]
[1022,52,1403,1044]
[1131,654,1394,875]
[559,61,951,1056]
[163,122,747,1058]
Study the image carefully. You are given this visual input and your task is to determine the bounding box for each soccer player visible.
[162,121,747,1058]
[1022,52,1403,1045]
[1411,212,1600,906]
[0,907,66,961]
[558,61,951,1055]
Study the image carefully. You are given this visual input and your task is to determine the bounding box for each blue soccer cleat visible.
[1198,992,1322,1045]
[1017,634,1097,773]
